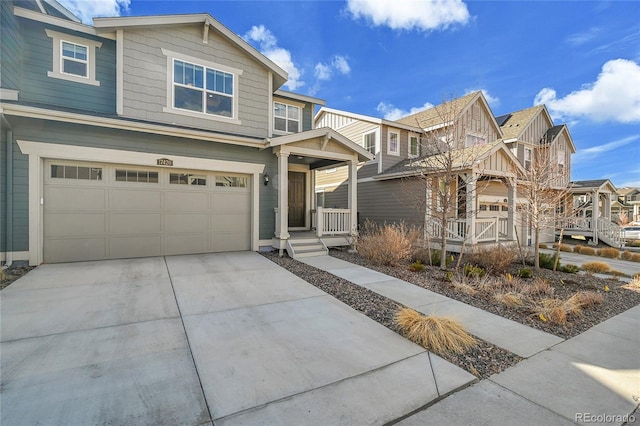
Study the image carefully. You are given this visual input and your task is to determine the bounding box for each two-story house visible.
[0,0,372,265]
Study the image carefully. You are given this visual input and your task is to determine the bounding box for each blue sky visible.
[60,0,640,188]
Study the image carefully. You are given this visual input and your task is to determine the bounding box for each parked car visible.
[623,226,640,240]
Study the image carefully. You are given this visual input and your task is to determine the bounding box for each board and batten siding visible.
[454,99,501,149]
[521,112,553,144]
[1,1,22,91]
[17,19,116,114]
[10,117,279,242]
[315,111,356,131]
[121,25,270,138]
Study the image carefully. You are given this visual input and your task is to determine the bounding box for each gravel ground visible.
[0,266,35,291]
[331,249,640,340]
[262,251,522,379]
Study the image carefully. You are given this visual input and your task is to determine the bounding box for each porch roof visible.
[569,179,617,194]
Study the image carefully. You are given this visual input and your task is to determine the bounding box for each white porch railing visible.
[316,207,351,237]
[475,218,500,242]
[557,217,592,230]
[597,217,625,248]
[427,217,510,243]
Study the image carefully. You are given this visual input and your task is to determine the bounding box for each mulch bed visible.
[0,266,35,291]
[262,251,522,379]
[331,249,640,340]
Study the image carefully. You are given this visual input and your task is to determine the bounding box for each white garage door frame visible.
[18,140,265,265]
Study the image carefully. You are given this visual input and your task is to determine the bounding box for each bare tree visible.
[508,141,570,270]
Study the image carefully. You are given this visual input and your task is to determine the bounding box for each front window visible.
[62,41,88,77]
[172,59,234,118]
[45,29,101,86]
[388,131,399,155]
[524,148,532,170]
[363,131,376,155]
[274,102,300,133]
[466,134,486,147]
[409,135,419,158]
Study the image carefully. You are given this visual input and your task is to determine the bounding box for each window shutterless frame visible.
[60,40,89,78]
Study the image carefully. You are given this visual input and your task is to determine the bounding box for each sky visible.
[58,0,640,188]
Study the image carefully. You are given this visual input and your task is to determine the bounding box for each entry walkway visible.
[300,256,564,358]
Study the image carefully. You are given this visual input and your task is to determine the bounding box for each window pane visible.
[63,59,87,77]
[175,86,203,112]
[65,166,77,179]
[62,42,74,58]
[287,105,299,120]
[174,61,184,84]
[51,165,64,178]
[189,175,207,186]
[206,93,232,117]
[274,103,286,117]
[274,117,286,131]
[75,45,87,61]
[223,73,233,95]
[216,176,247,187]
[287,120,299,133]
[90,168,102,180]
[77,167,89,180]
[194,66,203,88]
[215,70,224,93]
[116,169,126,181]
[148,172,159,183]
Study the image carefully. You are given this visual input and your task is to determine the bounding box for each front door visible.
[288,171,306,228]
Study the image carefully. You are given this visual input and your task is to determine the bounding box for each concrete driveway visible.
[0,252,474,425]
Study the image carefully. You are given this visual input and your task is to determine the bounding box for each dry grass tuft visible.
[566,291,604,309]
[574,245,596,256]
[533,298,567,324]
[630,253,640,263]
[395,308,477,355]
[623,275,640,292]
[553,243,574,252]
[466,245,518,274]
[494,292,527,308]
[451,280,478,296]
[582,261,611,274]
[357,221,419,266]
[520,277,553,296]
[597,247,620,259]
[621,251,634,261]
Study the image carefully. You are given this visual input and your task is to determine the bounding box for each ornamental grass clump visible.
[466,245,517,274]
[494,292,527,308]
[395,308,477,355]
[356,221,418,266]
[597,247,620,259]
[582,261,611,274]
[533,298,567,325]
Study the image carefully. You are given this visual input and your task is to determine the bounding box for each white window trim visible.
[362,129,378,158]
[387,130,400,156]
[273,101,301,135]
[524,147,532,170]
[45,29,101,86]
[465,132,487,148]
[161,49,242,125]
[17,140,264,265]
[408,133,419,158]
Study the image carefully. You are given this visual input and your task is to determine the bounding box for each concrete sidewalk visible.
[301,255,564,358]
[399,305,640,425]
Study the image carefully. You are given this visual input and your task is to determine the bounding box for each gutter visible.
[2,114,12,268]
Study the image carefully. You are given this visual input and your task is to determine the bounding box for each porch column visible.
[603,192,611,220]
[592,190,599,243]
[347,159,358,235]
[276,151,290,241]
[507,179,516,240]
[465,173,476,244]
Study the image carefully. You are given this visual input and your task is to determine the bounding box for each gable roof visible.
[314,107,423,132]
[543,124,577,153]
[93,14,288,89]
[569,179,617,193]
[395,91,479,129]
[374,141,523,180]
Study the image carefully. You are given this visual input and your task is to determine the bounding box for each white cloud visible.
[57,0,130,24]
[565,27,601,46]
[244,25,304,90]
[314,55,351,82]
[534,59,640,123]
[376,101,434,120]
[465,88,500,107]
[346,0,470,31]
[572,135,639,163]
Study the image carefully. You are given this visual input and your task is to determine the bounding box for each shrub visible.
[565,291,604,313]
[395,308,477,355]
[357,221,419,266]
[621,250,634,261]
[631,253,640,263]
[576,246,596,256]
[552,243,573,252]
[582,261,611,274]
[539,252,560,270]
[430,250,454,268]
[597,247,620,259]
[443,271,454,282]
[517,268,533,279]
[409,260,425,272]
[463,264,485,279]
[559,264,580,274]
[538,243,548,249]
[466,245,517,274]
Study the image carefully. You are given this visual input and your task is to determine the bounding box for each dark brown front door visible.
[288,171,306,227]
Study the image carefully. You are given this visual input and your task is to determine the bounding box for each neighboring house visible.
[565,179,625,246]
[615,187,640,223]
[0,0,372,265]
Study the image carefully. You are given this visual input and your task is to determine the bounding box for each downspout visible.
[2,115,13,268]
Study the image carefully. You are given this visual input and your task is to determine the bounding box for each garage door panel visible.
[212,213,250,233]
[45,187,106,210]
[44,238,107,263]
[165,192,209,211]
[109,236,162,259]
[45,213,106,237]
[109,213,162,235]
[212,193,251,212]
[164,213,209,234]
[110,189,161,211]
[165,234,209,255]
[213,233,250,252]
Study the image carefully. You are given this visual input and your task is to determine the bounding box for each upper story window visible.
[45,29,101,86]
[162,49,242,124]
[274,102,300,133]
[173,59,233,118]
[363,130,377,155]
[409,134,419,158]
[524,147,532,170]
[388,130,399,155]
[465,133,486,147]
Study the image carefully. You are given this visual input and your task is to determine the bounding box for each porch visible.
[425,217,516,253]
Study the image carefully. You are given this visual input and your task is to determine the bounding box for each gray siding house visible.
[1,0,371,265]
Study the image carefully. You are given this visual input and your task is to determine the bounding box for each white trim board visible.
[17,140,265,265]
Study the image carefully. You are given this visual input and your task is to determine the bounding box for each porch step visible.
[287,239,328,259]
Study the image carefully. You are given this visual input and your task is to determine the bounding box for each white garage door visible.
[43,160,251,263]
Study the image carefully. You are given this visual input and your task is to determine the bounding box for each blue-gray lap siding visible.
[1,1,23,91]
[7,117,279,251]
[17,19,116,114]
[0,131,29,253]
